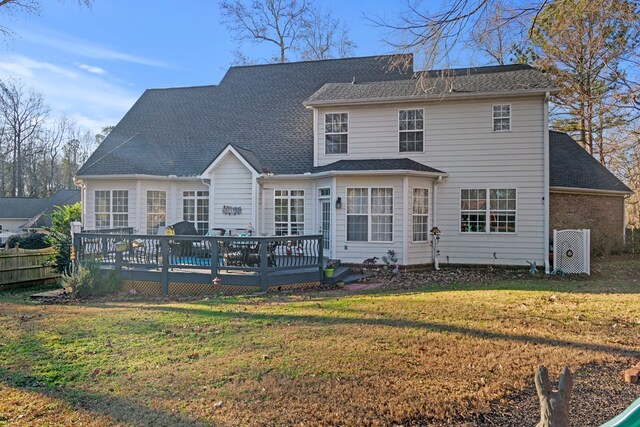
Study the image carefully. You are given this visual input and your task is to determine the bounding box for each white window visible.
[274,190,304,236]
[146,190,166,235]
[94,190,128,229]
[183,191,209,235]
[461,188,516,233]
[399,109,424,152]
[346,187,393,242]
[325,113,348,154]
[492,104,511,131]
[412,188,429,242]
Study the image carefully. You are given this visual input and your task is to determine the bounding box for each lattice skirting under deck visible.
[121,280,322,295]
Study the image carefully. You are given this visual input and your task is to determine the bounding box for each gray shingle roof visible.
[549,131,631,193]
[77,55,412,177]
[0,189,80,226]
[311,158,445,174]
[305,64,556,104]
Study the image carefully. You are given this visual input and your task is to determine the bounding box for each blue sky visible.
[0,0,479,133]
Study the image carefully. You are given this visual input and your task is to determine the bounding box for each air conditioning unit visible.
[553,229,590,275]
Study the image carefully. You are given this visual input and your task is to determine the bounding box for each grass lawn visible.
[0,256,639,426]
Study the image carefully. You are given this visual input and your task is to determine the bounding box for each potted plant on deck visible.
[324,260,335,278]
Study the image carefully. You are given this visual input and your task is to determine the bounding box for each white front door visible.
[319,199,331,258]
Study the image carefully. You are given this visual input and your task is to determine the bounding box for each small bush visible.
[62,261,121,298]
[45,202,81,274]
[6,232,50,249]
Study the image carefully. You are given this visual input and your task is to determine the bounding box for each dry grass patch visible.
[0,256,639,426]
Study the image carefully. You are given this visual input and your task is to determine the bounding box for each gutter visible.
[261,170,448,180]
[76,174,202,181]
[304,87,561,108]
[550,186,633,196]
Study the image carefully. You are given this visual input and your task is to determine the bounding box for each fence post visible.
[260,241,269,292]
[160,237,169,296]
[210,238,219,278]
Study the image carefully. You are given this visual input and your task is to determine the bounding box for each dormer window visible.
[399,109,424,152]
[325,113,348,154]
[492,104,511,131]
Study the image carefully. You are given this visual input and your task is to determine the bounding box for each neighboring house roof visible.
[305,64,557,105]
[0,189,81,229]
[549,131,632,194]
[77,55,413,177]
[311,158,445,174]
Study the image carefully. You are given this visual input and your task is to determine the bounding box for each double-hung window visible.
[274,190,304,236]
[492,104,511,131]
[183,191,209,235]
[460,188,516,233]
[94,190,128,229]
[399,109,424,152]
[325,113,348,154]
[412,188,429,242]
[146,190,166,235]
[346,188,393,242]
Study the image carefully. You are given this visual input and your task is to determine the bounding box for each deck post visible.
[210,238,219,278]
[260,241,269,292]
[160,237,169,296]
[115,251,123,276]
[318,236,324,276]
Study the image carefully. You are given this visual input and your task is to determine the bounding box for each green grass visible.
[0,256,639,426]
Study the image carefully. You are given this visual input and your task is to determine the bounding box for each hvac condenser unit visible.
[553,229,590,275]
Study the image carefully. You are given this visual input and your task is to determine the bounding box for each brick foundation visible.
[550,191,625,255]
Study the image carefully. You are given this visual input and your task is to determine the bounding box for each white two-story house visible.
[76,54,631,269]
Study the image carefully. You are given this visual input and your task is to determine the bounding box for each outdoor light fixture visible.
[335,197,342,209]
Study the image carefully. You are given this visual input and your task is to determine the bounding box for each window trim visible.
[94,189,129,229]
[146,189,167,235]
[411,187,430,243]
[182,190,210,235]
[274,189,305,236]
[323,112,349,155]
[459,188,517,234]
[492,104,511,132]
[398,108,425,153]
[345,186,394,243]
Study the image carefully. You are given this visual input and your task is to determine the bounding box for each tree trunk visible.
[535,365,572,427]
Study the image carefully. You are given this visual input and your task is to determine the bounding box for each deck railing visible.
[73,233,324,294]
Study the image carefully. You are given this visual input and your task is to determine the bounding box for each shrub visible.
[6,232,50,249]
[45,203,81,274]
[62,261,121,298]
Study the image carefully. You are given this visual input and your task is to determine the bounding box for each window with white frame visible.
[460,188,516,233]
[325,113,348,154]
[183,191,209,235]
[412,188,429,242]
[274,190,304,236]
[492,104,511,131]
[399,109,424,152]
[146,190,166,235]
[94,190,128,229]
[347,187,393,242]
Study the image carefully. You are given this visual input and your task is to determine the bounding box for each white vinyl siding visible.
[274,190,305,236]
[324,113,348,154]
[211,153,253,231]
[399,109,424,152]
[146,190,166,235]
[492,104,511,131]
[346,187,393,242]
[412,188,429,242]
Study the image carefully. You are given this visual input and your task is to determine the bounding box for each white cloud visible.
[76,63,107,75]
[19,28,168,68]
[0,54,138,133]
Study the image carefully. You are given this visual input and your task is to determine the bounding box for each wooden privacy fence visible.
[0,247,58,290]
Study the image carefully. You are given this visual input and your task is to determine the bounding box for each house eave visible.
[75,174,203,181]
[550,186,633,196]
[262,170,448,179]
[304,87,560,108]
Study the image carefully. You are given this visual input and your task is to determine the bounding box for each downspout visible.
[73,178,86,227]
[543,92,551,273]
[201,178,211,232]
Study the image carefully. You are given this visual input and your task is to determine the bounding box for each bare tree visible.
[299,5,355,60]
[0,0,92,39]
[0,80,49,197]
[220,0,308,63]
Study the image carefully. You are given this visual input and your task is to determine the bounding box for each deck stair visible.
[323,259,368,285]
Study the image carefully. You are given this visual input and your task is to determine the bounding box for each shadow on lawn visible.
[0,367,210,427]
[121,303,636,358]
